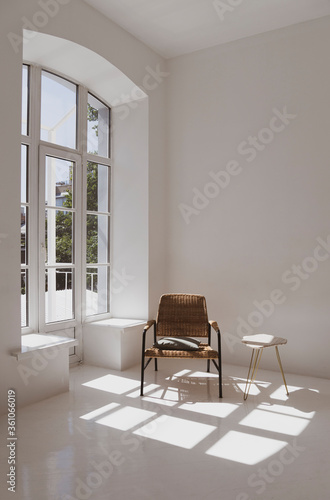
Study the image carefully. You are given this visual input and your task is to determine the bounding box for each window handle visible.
[40,243,47,262]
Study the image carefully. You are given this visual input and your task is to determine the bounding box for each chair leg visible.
[275,346,289,396]
[153,324,158,371]
[243,348,263,401]
[140,351,145,396]
[219,361,222,398]
[141,330,146,396]
[207,324,211,373]
[218,332,222,398]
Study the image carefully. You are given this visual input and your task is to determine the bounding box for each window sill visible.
[85,318,147,328]
[11,333,79,360]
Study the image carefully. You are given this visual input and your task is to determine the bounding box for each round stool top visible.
[241,334,287,349]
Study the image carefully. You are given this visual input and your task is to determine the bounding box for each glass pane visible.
[86,267,109,316]
[87,162,110,212]
[22,65,29,136]
[21,270,28,327]
[87,93,110,157]
[86,214,109,264]
[45,268,74,323]
[21,206,27,265]
[45,209,73,264]
[21,144,28,203]
[41,71,77,149]
[45,156,73,208]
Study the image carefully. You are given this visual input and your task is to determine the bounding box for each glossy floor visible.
[1,361,330,500]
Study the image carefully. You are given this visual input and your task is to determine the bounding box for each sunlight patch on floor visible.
[96,406,156,431]
[257,403,315,419]
[179,401,238,418]
[80,402,120,420]
[82,374,140,394]
[236,378,271,396]
[170,369,192,378]
[126,384,179,405]
[133,415,217,449]
[270,385,319,400]
[206,431,287,464]
[139,392,181,406]
[239,409,310,436]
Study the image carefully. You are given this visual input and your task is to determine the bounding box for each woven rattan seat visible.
[145,344,219,359]
[140,294,222,398]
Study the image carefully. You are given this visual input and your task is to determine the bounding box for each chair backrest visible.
[156,294,209,338]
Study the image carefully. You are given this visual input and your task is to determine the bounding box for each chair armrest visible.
[209,320,219,332]
[143,320,156,333]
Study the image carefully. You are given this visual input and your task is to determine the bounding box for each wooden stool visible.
[242,334,289,401]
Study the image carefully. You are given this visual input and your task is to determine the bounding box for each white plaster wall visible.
[12,350,70,407]
[165,17,330,379]
[0,0,167,414]
[111,98,149,319]
[83,319,146,370]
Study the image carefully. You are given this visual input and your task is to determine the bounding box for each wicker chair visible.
[140,294,222,398]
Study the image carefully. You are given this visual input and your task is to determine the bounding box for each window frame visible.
[85,161,111,317]
[21,63,112,361]
[39,145,82,334]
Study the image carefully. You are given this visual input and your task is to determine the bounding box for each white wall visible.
[111,98,149,319]
[0,0,167,414]
[165,16,330,379]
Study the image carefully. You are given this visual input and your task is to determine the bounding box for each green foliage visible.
[21,274,26,295]
[86,162,98,266]
[87,103,98,122]
[87,103,98,137]
[86,162,98,212]
[55,210,72,263]
[55,162,99,290]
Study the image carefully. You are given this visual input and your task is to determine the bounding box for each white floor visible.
[1,360,330,500]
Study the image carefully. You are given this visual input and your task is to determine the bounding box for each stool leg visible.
[244,348,263,401]
[275,346,289,396]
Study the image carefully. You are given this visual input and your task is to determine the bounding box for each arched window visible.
[21,64,111,361]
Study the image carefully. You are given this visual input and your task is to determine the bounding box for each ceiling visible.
[83,0,330,58]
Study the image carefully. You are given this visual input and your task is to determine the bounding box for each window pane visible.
[21,270,28,327]
[22,65,29,136]
[21,144,28,203]
[86,266,109,316]
[45,268,74,323]
[86,214,109,264]
[45,209,73,264]
[45,156,73,208]
[87,162,110,212]
[21,206,27,265]
[41,71,77,149]
[87,93,110,157]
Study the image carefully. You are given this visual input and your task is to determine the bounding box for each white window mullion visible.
[73,150,83,360]
[38,145,47,333]
[27,65,41,333]
[79,86,88,325]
